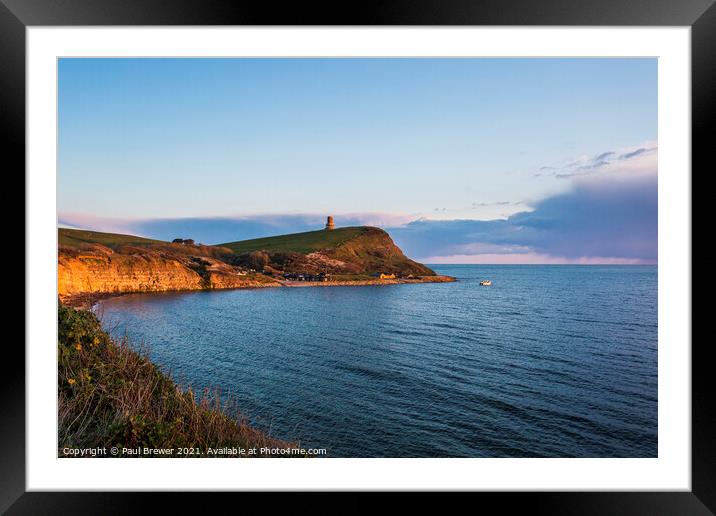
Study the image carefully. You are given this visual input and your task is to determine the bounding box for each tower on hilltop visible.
[325,216,335,230]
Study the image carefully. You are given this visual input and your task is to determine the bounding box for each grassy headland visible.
[221,226,437,277]
[58,304,296,457]
[57,226,453,304]
[220,226,370,254]
[59,228,164,250]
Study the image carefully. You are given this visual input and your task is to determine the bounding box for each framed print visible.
[5,0,710,512]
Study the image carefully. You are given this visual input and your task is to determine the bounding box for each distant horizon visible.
[59,57,657,265]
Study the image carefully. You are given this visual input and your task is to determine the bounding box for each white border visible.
[27,27,691,491]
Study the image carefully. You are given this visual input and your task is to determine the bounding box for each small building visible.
[283,272,329,282]
[379,273,396,280]
[325,215,335,231]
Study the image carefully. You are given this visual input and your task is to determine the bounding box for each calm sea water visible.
[98,265,657,457]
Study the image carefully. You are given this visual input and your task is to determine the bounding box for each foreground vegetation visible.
[58,304,295,457]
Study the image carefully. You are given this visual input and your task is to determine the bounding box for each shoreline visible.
[61,275,457,309]
[57,273,455,455]
[278,275,456,288]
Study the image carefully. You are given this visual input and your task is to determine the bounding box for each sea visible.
[97,265,658,457]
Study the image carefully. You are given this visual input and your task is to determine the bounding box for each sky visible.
[58,58,657,263]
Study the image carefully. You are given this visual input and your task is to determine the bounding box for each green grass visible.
[58,305,297,456]
[60,226,374,256]
[59,228,165,250]
[219,226,371,255]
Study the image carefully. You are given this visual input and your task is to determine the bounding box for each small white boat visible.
[479,280,492,286]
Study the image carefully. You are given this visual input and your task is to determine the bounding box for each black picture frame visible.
[4,0,708,513]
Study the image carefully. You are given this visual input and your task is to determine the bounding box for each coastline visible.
[61,274,457,309]
[59,282,282,310]
[278,275,456,288]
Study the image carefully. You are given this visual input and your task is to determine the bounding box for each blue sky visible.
[58,58,657,263]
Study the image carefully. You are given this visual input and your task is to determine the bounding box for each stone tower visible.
[325,215,335,230]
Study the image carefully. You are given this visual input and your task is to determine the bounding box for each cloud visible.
[471,201,514,208]
[58,213,140,236]
[535,142,657,180]
[619,147,651,160]
[419,253,647,265]
[59,142,657,264]
[506,174,657,261]
[388,171,657,264]
[61,170,657,263]
[420,200,526,221]
[594,151,615,161]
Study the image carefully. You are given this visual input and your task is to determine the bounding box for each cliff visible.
[58,236,280,303]
[58,226,450,303]
[324,227,435,276]
[221,226,435,276]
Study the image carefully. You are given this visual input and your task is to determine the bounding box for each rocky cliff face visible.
[274,227,435,276]
[57,226,445,303]
[58,243,279,302]
[324,227,435,276]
